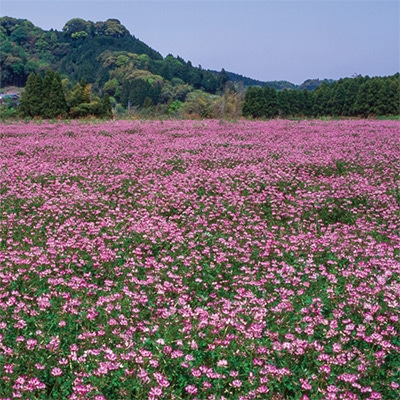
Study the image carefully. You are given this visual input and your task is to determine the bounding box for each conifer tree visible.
[49,72,68,117]
[101,93,113,117]
[277,89,290,117]
[42,70,55,118]
[264,86,279,118]
[386,76,400,115]
[18,72,35,117]
[242,87,267,118]
[18,72,43,117]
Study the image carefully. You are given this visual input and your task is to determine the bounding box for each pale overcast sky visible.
[1,0,399,84]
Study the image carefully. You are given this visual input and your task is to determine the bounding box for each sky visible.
[1,0,399,84]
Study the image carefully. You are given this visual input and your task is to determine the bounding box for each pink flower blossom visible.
[185,384,198,395]
[51,367,63,376]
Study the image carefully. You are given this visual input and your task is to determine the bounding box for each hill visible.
[1,16,332,97]
[1,17,225,95]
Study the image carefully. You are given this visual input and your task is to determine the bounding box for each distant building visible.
[0,93,20,107]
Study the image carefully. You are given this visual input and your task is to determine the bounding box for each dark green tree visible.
[354,77,372,117]
[101,93,113,117]
[341,77,361,116]
[287,90,302,116]
[302,89,314,117]
[242,87,267,118]
[18,72,43,117]
[39,70,67,118]
[278,89,291,117]
[312,83,331,116]
[217,68,229,92]
[48,72,68,117]
[386,75,400,115]
[264,86,279,118]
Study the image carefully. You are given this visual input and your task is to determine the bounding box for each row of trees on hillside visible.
[243,74,399,118]
[18,70,112,118]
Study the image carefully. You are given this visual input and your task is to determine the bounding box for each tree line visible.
[243,74,399,118]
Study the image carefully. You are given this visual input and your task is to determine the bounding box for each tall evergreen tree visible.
[18,72,43,117]
[42,69,55,118]
[312,83,331,117]
[354,78,372,117]
[101,93,113,117]
[331,80,346,116]
[264,86,279,118]
[278,89,291,117]
[386,75,400,115]
[242,87,267,118]
[48,72,68,117]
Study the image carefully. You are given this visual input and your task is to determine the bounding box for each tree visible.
[18,72,43,117]
[386,75,400,115]
[104,19,129,38]
[63,18,93,39]
[101,93,113,117]
[354,77,372,117]
[301,89,314,117]
[341,77,361,117]
[217,68,229,92]
[10,25,28,45]
[41,69,55,117]
[183,90,214,118]
[264,86,279,118]
[278,89,291,117]
[47,72,68,117]
[312,83,331,117]
[242,87,267,118]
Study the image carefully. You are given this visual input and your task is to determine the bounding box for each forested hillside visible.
[0,16,232,117]
[1,16,399,119]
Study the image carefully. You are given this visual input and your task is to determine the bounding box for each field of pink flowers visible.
[0,119,399,399]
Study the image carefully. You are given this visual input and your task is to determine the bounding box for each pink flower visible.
[149,386,163,398]
[153,372,170,388]
[368,393,382,400]
[231,380,242,388]
[4,364,14,374]
[51,367,63,376]
[300,378,312,390]
[185,384,198,395]
[332,343,342,353]
[26,339,37,350]
[320,365,331,374]
[203,381,212,389]
[217,359,228,367]
[257,385,269,394]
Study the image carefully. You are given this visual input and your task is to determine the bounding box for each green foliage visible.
[183,90,215,118]
[243,74,400,119]
[18,72,45,117]
[17,69,111,119]
[2,16,399,119]
[168,100,183,116]
[242,87,268,118]
[62,18,93,37]
[0,103,17,120]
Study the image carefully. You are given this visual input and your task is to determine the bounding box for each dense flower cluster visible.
[0,119,399,399]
